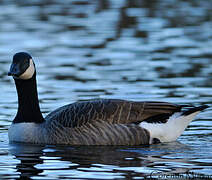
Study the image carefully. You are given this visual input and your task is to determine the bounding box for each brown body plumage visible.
[44,99,181,145]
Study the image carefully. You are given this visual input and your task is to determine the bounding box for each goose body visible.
[8,52,209,145]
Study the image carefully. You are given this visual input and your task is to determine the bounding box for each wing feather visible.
[45,99,181,128]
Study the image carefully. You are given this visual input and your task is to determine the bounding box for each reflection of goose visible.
[8,52,208,145]
[10,144,44,179]
[9,144,146,179]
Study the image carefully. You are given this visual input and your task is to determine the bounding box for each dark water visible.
[0,0,212,179]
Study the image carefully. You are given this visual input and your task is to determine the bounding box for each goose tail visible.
[181,105,209,116]
[140,105,209,144]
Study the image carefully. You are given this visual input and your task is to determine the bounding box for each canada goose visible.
[8,52,208,145]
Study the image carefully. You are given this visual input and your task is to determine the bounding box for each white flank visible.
[140,111,200,144]
[19,59,35,80]
[8,123,45,144]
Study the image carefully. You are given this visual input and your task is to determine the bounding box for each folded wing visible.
[45,99,182,127]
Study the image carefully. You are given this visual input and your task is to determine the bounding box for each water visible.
[0,0,212,179]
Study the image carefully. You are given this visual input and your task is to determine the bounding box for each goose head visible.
[8,52,35,80]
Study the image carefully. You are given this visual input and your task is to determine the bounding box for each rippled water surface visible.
[0,0,212,179]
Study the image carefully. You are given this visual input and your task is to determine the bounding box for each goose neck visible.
[13,73,45,123]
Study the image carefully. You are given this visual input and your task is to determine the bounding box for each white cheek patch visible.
[19,59,35,80]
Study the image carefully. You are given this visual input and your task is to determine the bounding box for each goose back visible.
[45,99,182,127]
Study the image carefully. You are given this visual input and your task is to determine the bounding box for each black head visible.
[8,52,35,79]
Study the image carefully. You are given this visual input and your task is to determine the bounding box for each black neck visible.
[13,73,45,123]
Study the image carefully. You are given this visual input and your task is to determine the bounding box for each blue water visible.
[0,0,212,179]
